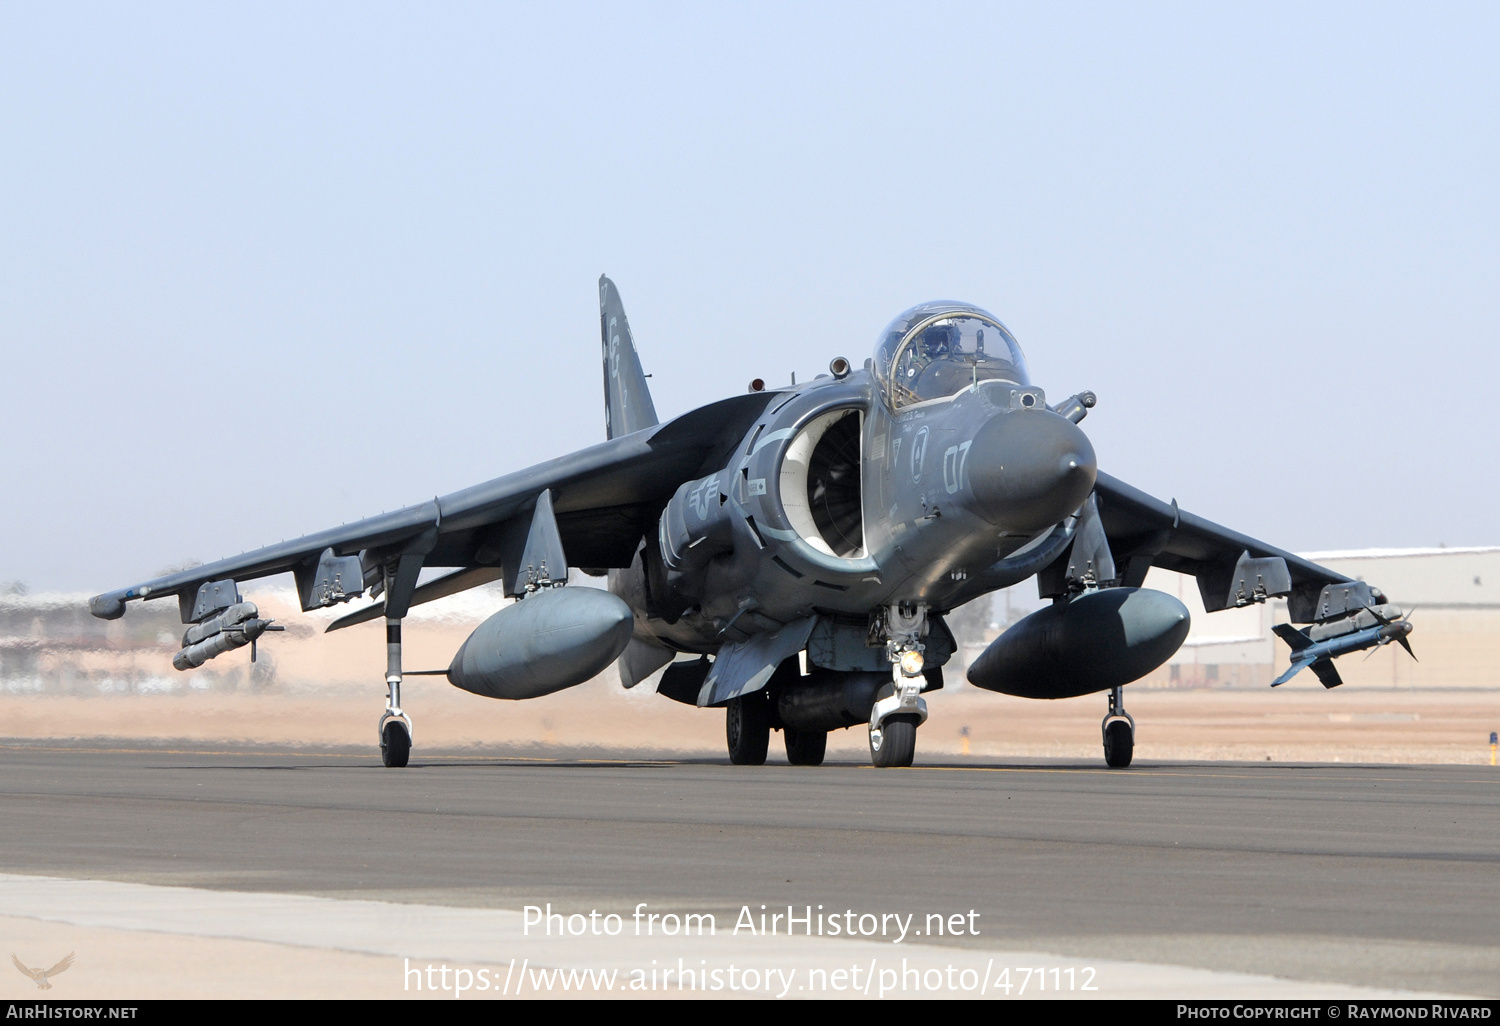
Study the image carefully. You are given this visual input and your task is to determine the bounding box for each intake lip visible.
[964,408,1098,532]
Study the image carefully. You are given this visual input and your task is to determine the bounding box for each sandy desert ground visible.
[5,669,1498,766]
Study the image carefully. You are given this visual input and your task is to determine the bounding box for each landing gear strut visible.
[1102,685,1134,768]
[378,615,412,768]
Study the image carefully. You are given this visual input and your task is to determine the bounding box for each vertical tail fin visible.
[599,275,659,439]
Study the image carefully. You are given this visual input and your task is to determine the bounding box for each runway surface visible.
[1,743,1496,997]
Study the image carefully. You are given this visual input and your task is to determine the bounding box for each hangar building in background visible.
[1147,547,1500,690]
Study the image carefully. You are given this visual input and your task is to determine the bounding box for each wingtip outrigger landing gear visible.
[378,614,413,768]
[367,536,435,768]
[1102,685,1134,768]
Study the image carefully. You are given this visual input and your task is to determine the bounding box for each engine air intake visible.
[780,408,864,558]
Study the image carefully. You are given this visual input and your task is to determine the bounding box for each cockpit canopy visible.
[874,302,1029,410]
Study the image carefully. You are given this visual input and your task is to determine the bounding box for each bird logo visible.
[11,952,74,989]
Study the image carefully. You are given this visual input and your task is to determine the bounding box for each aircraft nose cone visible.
[965,409,1097,532]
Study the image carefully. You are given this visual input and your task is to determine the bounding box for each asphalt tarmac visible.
[1,743,1496,996]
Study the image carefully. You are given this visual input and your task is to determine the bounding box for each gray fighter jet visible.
[89,277,1412,768]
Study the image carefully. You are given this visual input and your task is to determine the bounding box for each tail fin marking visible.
[599,275,659,439]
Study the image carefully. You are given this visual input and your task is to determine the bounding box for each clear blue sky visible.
[2,2,1496,590]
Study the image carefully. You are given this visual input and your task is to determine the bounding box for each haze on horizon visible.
[2,2,1496,592]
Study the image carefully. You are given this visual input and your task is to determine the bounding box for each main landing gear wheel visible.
[784,727,827,766]
[726,693,770,765]
[869,715,917,768]
[381,720,411,768]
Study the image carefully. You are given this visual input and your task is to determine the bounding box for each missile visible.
[172,601,284,671]
[1271,606,1415,688]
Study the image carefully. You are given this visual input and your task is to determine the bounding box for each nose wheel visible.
[868,670,927,768]
[869,715,918,767]
[1102,685,1134,768]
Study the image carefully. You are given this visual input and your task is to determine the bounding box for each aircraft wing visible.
[1093,471,1367,623]
[90,392,775,624]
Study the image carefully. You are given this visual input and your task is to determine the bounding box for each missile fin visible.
[1270,661,1305,687]
[1309,658,1344,689]
[1363,604,1419,661]
[1272,622,1315,652]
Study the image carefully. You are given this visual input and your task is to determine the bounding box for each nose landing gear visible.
[868,604,929,768]
[868,665,928,767]
[1102,685,1134,768]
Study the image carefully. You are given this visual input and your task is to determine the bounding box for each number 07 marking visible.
[943,440,973,494]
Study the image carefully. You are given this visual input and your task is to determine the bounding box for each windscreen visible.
[885,313,1028,409]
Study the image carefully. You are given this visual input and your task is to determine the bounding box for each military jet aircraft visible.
[90,277,1412,768]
